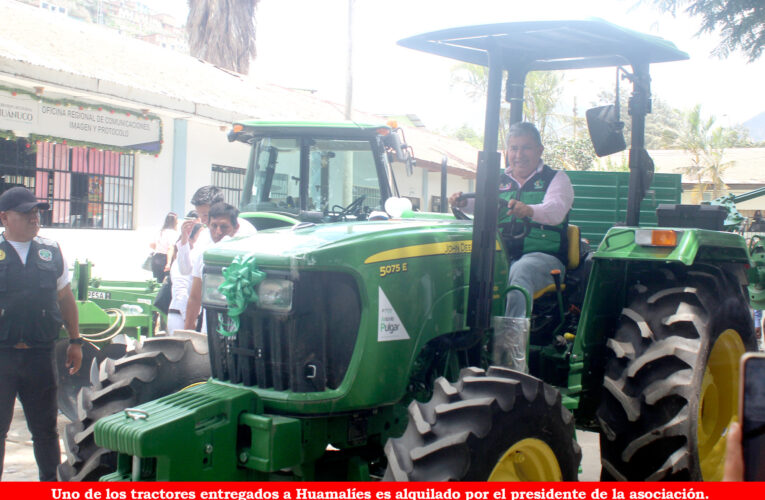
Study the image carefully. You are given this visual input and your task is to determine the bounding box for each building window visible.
[211,164,246,207]
[0,139,134,229]
[430,195,445,212]
[402,196,421,211]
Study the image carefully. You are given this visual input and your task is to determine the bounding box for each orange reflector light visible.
[635,229,679,247]
[232,124,244,133]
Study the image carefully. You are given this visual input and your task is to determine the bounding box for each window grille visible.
[0,139,134,229]
[211,164,246,207]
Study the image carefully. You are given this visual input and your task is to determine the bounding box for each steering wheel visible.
[451,192,475,220]
[329,195,367,221]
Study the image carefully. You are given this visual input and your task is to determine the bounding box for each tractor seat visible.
[532,225,581,300]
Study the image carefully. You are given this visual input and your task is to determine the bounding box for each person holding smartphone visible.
[725,353,765,481]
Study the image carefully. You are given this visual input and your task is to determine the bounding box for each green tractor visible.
[71,20,762,482]
[57,263,212,481]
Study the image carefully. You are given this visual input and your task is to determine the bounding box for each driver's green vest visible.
[498,164,569,261]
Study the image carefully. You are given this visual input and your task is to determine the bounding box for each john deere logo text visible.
[444,241,472,254]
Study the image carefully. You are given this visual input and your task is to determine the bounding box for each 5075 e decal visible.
[379,262,408,277]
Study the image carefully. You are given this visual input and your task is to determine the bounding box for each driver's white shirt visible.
[504,160,574,226]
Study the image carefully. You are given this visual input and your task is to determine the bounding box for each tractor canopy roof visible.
[228,120,390,143]
[397,18,689,71]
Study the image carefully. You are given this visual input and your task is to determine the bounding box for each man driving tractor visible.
[450,122,574,317]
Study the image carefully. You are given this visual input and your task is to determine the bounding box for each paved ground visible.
[1,397,601,482]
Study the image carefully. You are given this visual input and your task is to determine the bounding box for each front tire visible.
[597,265,757,481]
[58,332,211,481]
[384,367,581,481]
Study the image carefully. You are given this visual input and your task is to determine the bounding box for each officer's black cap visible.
[0,187,50,213]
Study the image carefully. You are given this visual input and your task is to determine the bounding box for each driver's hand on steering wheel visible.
[506,199,533,219]
[449,191,467,208]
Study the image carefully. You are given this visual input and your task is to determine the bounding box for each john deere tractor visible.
[69,20,762,482]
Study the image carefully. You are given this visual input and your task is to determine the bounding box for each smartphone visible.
[740,352,765,481]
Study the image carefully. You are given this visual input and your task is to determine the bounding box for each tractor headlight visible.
[202,272,227,307]
[258,279,293,312]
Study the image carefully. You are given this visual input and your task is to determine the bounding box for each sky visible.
[150,0,764,134]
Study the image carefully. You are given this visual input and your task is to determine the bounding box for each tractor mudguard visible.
[593,227,748,266]
[568,226,751,428]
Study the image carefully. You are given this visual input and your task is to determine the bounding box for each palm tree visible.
[450,64,564,145]
[187,0,259,75]
[523,71,563,138]
[676,104,733,202]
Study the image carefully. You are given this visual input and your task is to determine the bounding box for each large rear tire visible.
[597,265,757,481]
[57,332,211,481]
[384,367,581,481]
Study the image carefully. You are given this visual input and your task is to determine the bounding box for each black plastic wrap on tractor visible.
[656,204,728,231]
[206,271,361,393]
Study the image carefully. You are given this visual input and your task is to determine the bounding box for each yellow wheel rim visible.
[698,329,745,481]
[488,438,562,481]
[180,381,206,391]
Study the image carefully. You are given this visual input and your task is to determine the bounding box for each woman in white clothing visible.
[167,223,203,335]
[150,212,178,282]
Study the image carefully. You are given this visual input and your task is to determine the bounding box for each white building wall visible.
[183,121,251,209]
[135,117,175,229]
[392,164,474,212]
[38,117,251,281]
[424,170,473,212]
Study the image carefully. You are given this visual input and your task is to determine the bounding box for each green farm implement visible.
[56,261,164,420]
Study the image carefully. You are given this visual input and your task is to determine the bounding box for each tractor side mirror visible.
[383,125,416,176]
[586,105,626,157]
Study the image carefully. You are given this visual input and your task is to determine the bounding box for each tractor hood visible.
[203,219,474,270]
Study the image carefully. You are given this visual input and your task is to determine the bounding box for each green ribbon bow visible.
[216,253,266,336]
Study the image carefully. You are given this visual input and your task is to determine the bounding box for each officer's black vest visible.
[0,235,64,348]
[498,164,569,262]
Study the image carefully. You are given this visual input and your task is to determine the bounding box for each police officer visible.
[0,187,82,481]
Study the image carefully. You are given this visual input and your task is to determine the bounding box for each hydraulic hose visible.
[79,308,127,344]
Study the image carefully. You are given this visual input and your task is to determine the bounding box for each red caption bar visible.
[0,482,762,500]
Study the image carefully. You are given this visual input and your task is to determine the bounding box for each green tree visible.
[452,124,484,149]
[641,0,765,62]
[595,90,683,149]
[524,72,564,138]
[543,138,597,171]
[187,0,259,74]
[450,64,565,145]
[675,104,735,201]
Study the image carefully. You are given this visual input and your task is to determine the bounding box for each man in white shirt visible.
[184,202,241,331]
[450,122,574,317]
[176,186,256,277]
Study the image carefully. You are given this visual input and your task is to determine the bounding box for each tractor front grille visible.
[206,270,361,393]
